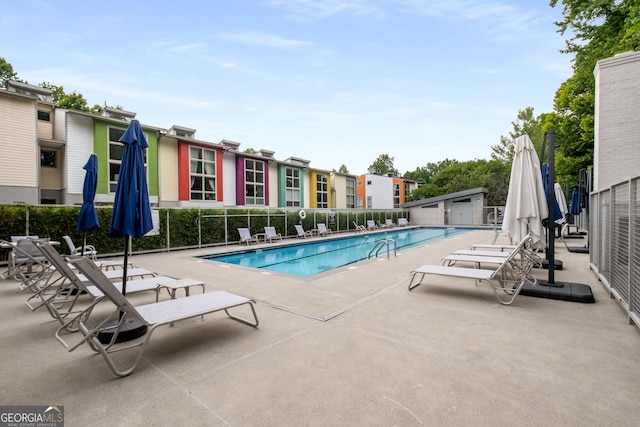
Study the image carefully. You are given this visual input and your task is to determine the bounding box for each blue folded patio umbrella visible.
[76,154,100,255]
[569,187,582,215]
[541,163,563,222]
[109,119,153,296]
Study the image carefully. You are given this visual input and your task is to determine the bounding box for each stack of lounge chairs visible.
[4,238,260,377]
[408,234,539,305]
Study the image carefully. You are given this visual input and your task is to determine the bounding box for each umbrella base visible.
[567,246,589,254]
[97,317,148,344]
[540,259,563,270]
[520,280,595,303]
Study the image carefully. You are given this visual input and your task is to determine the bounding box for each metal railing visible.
[0,206,410,264]
[368,239,396,260]
[482,206,505,226]
[590,175,640,328]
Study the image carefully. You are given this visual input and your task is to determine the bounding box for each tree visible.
[405,159,459,202]
[1,60,105,113]
[407,183,442,201]
[243,148,257,154]
[338,164,349,174]
[406,159,509,205]
[0,57,18,88]
[491,107,545,164]
[432,159,510,206]
[367,154,398,176]
[40,82,103,113]
[548,0,640,186]
[403,159,459,184]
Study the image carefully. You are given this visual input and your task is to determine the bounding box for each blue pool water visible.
[199,227,473,277]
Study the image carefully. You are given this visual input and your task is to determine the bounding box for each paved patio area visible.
[2,229,639,426]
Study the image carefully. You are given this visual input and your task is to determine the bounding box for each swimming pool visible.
[199,227,473,277]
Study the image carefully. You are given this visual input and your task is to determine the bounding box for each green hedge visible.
[0,205,409,260]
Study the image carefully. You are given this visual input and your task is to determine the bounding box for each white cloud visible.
[266,0,386,21]
[217,30,311,48]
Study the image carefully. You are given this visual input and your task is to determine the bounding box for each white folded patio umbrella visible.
[501,134,549,250]
[554,183,568,218]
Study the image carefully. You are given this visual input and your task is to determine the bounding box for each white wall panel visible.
[0,95,38,186]
[158,139,179,203]
[65,113,95,195]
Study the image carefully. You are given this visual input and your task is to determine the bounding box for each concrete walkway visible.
[1,229,639,426]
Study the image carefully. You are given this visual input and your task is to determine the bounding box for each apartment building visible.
[355,173,418,209]
[0,81,408,209]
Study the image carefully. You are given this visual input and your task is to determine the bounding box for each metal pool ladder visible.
[368,239,396,259]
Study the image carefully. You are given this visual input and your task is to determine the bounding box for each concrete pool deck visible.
[2,229,640,426]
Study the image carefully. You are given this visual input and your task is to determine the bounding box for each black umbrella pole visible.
[547,129,556,284]
[122,237,129,296]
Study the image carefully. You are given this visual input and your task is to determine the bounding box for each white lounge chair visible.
[294,224,312,238]
[30,242,171,330]
[398,218,409,227]
[366,220,378,231]
[238,228,259,245]
[449,249,512,258]
[4,237,55,292]
[316,223,332,236]
[264,226,282,242]
[469,243,517,251]
[446,234,539,266]
[29,241,107,330]
[442,254,511,267]
[408,235,536,305]
[56,257,259,377]
[63,235,98,260]
[352,222,367,233]
[489,225,510,244]
[385,219,396,228]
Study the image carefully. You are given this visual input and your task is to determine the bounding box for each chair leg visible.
[224,301,260,327]
[408,272,425,291]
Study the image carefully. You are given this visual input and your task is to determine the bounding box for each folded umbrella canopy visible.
[540,163,563,222]
[501,134,549,250]
[554,183,568,219]
[109,119,153,296]
[76,154,100,255]
[569,187,582,216]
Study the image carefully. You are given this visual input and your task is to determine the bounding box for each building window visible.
[108,126,147,193]
[37,110,50,121]
[245,159,264,205]
[346,178,355,209]
[190,146,216,201]
[393,183,401,208]
[367,196,372,209]
[40,150,56,167]
[285,167,301,207]
[404,182,411,200]
[316,173,328,208]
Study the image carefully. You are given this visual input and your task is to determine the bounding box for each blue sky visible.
[2,0,572,175]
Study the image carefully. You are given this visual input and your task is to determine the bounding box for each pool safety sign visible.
[0,406,64,427]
